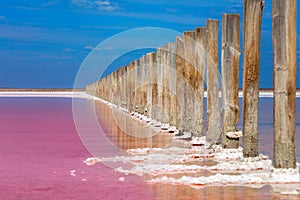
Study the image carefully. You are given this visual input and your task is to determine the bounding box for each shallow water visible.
[0,97,299,199]
[0,98,153,200]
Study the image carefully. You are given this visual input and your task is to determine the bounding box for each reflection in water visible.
[93,98,300,200]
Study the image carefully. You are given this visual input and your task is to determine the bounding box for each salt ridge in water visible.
[83,93,300,195]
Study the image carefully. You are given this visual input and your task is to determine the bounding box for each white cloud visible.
[64,48,76,52]
[96,0,118,12]
[71,0,118,12]
[84,45,94,50]
[0,16,5,20]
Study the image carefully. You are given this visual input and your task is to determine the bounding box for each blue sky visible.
[0,0,299,88]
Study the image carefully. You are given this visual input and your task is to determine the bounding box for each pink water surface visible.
[0,97,154,200]
[0,97,299,200]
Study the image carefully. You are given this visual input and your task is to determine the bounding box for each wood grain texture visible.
[221,14,241,149]
[206,20,221,144]
[273,0,297,168]
[194,27,206,137]
[242,0,264,157]
[183,31,196,133]
[175,36,185,131]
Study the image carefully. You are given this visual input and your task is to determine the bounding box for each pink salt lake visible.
[0,96,299,200]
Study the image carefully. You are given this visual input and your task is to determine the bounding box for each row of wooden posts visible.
[86,0,297,169]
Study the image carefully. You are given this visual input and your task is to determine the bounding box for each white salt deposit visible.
[82,93,300,196]
[85,141,299,196]
[70,170,76,177]
[226,131,243,138]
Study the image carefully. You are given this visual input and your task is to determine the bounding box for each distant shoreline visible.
[0,88,299,92]
[0,88,85,92]
[0,89,299,98]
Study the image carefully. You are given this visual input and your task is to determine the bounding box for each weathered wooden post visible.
[125,65,130,110]
[140,55,147,115]
[104,76,109,101]
[273,0,297,168]
[206,19,221,144]
[105,75,109,101]
[156,47,163,123]
[134,59,141,113]
[129,62,135,112]
[183,31,196,134]
[96,79,102,98]
[162,45,170,125]
[150,52,158,120]
[110,72,114,103]
[168,42,177,126]
[243,0,264,157]
[115,68,120,106]
[121,66,127,108]
[145,53,152,118]
[221,14,241,149]
[175,36,185,134]
[194,27,206,137]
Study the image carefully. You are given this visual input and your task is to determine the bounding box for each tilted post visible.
[221,14,241,149]
[273,0,297,168]
[206,19,221,144]
[242,0,264,157]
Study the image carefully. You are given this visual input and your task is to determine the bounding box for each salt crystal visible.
[225,131,243,138]
[70,170,76,177]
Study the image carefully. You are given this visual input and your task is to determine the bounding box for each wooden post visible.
[168,42,177,126]
[104,76,108,101]
[115,68,120,106]
[183,31,196,134]
[141,55,147,115]
[156,47,163,123]
[175,36,185,133]
[145,53,152,117]
[125,65,130,110]
[134,59,141,113]
[150,52,157,120]
[128,62,135,112]
[110,71,115,104]
[94,79,103,98]
[221,14,241,149]
[121,66,127,108]
[162,45,170,124]
[243,0,264,157]
[194,27,206,137]
[273,0,297,168]
[206,19,221,144]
